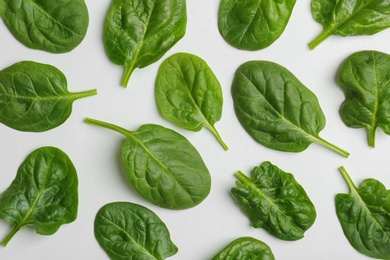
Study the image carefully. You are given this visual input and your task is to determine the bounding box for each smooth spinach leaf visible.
[85,118,211,210]
[95,202,177,260]
[0,61,97,132]
[0,0,89,53]
[155,52,228,150]
[231,60,349,157]
[338,50,390,147]
[104,0,187,87]
[231,161,316,241]
[218,0,296,50]
[0,146,78,246]
[309,0,390,49]
[336,166,390,259]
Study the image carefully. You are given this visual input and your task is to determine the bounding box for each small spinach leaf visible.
[95,202,177,260]
[336,166,390,259]
[0,146,78,246]
[231,161,316,241]
[155,52,228,150]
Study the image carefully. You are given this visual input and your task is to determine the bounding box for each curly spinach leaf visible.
[0,61,97,132]
[155,52,228,150]
[336,166,390,259]
[309,0,390,49]
[231,60,349,157]
[0,0,89,53]
[104,0,187,87]
[95,202,177,260]
[231,161,316,241]
[218,0,296,50]
[85,118,211,210]
[0,146,78,246]
[338,50,390,147]
[212,237,275,260]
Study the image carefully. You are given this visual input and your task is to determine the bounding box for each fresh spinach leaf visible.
[0,146,78,246]
[212,237,275,260]
[231,161,316,241]
[0,0,89,53]
[155,52,228,150]
[95,202,177,260]
[218,0,296,50]
[104,0,187,87]
[231,60,349,157]
[309,0,390,49]
[336,166,390,259]
[338,50,390,147]
[0,61,97,132]
[85,118,211,210]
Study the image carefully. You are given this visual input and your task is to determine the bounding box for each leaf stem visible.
[1,225,20,247]
[338,166,357,192]
[74,89,98,99]
[207,125,229,151]
[368,128,376,147]
[313,136,350,157]
[308,28,334,50]
[234,170,251,183]
[121,65,136,88]
[84,118,131,137]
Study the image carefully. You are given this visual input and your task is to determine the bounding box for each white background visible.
[0,1,390,259]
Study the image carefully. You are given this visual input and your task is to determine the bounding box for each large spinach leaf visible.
[336,166,390,259]
[231,161,316,241]
[309,0,390,49]
[104,0,187,87]
[231,60,349,157]
[85,118,211,210]
[218,0,296,50]
[0,61,97,132]
[338,50,390,147]
[155,52,228,150]
[0,146,78,246]
[95,202,177,260]
[0,0,89,53]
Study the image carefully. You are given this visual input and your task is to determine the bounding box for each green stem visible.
[338,166,357,192]
[84,118,131,137]
[308,28,334,50]
[121,64,136,88]
[368,128,376,148]
[234,170,251,183]
[74,89,97,99]
[314,136,350,158]
[207,125,229,151]
[1,225,20,247]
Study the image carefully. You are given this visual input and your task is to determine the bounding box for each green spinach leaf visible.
[0,146,78,246]
[338,50,390,147]
[85,118,211,210]
[212,237,275,260]
[104,0,187,87]
[95,202,177,260]
[309,0,390,49]
[231,161,316,241]
[0,0,89,53]
[336,166,390,259]
[0,61,97,132]
[155,52,228,150]
[218,0,296,50]
[231,60,349,157]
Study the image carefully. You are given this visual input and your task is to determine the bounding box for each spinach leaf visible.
[336,166,390,259]
[104,0,187,87]
[95,202,177,260]
[0,146,78,246]
[85,118,211,210]
[338,50,390,147]
[212,237,275,260]
[231,161,316,241]
[218,0,296,50]
[309,0,390,49]
[231,60,349,157]
[155,52,228,150]
[0,61,97,132]
[0,0,89,53]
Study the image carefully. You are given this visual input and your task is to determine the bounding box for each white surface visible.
[0,1,389,259]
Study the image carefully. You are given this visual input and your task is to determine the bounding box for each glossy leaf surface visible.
[95,202,177,260]
[104,0,187,87]
[0,147,78,246]
[231,60,349,157]
[0,61,97,132]
[231,161,316,241]
[218,0,296,50]
[155,52,228,150]
[85,118,211,210]
[0,0,89,53]
[336,167,390,259]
